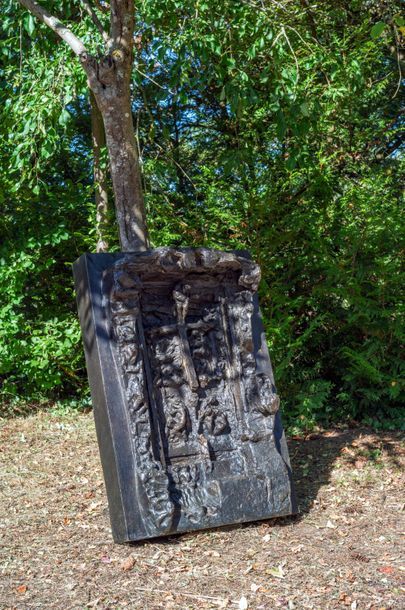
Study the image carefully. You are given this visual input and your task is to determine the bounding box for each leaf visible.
[23,14,35,36]
[41,141,54,160]
[100,555,111,563]
[300,102,310,117]
[58,109,70,127]
[326,520,336,529]
[121,555,135,571]
[266,564,285,579]
[238,596,248,610]
[17,584,27,594]
[370,22,386,39]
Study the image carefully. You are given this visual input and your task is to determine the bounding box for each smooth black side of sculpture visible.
[73,248,296,543]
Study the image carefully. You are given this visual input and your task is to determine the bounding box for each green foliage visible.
[0,0,403,429]
[257,168,404,431]
[0,182,95,399]
[0,11,96,399]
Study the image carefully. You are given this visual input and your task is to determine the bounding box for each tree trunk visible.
[90,90,110,253]
[17,0,149,252]
[100,92,149,252]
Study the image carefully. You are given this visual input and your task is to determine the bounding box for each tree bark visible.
[90,91,109,253]
[101,93,149,252]
[81,0,150,252]
[91,81,149,252]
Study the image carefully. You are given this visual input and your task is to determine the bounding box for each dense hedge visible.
[0,0,403,429]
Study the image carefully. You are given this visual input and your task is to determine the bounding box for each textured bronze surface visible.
[73,248,296,542]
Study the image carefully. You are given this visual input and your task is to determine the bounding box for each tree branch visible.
[110,0,134,54]
[80,0,110,44]
[18,0,87,57]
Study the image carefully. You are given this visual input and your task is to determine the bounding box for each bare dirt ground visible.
[0,411,403,610]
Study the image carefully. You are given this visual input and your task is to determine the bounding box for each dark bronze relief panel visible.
[74,248,296,542]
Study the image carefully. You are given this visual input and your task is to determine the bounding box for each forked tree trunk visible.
[18,0,150,253]
[82,1,150,253]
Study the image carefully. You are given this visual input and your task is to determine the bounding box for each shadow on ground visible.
[1,412,403,609]
[132,425,403,549]
[288,427,402,513]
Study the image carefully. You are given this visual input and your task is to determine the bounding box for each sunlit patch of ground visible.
[0,411,403,609]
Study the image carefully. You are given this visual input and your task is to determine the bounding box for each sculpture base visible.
[73,248,296,542]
